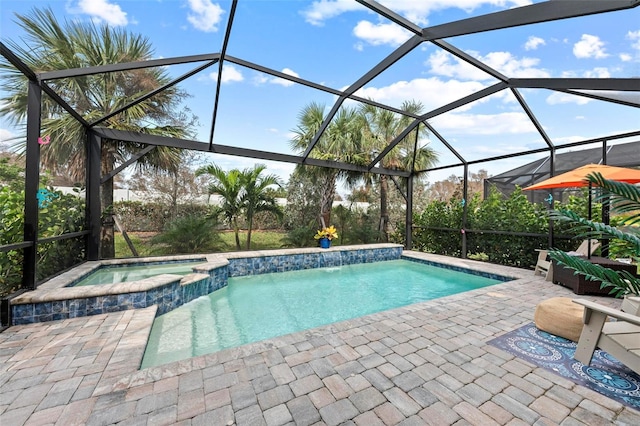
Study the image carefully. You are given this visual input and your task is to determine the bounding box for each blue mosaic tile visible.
[35,314,53,322]
[69,299,87,318]
[86,297,102,316]
[34,302,51,316]
[51,300,68,314]
[132,292,146,308]
[12,304,33,320]
[146,288,161,307]
[117,294,134,310]
[103,295,121,313]
[319,252,342,268]
[13,315,33,325]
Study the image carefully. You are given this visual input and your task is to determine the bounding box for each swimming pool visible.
[71,260,206,286]
[141,258,506,368]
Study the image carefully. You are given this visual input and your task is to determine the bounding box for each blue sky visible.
[1,0,639,188]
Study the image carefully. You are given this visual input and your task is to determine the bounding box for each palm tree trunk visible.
[246,216,253,251]
[232,217,241,251]
[380,174,389,242]
[319,172,337,227]
[171,171,179,221]
[100,144,116,258]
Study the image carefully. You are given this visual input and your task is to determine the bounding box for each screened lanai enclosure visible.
[1,1,639,325]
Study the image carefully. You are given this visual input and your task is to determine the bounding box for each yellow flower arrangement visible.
[314,225,339,241]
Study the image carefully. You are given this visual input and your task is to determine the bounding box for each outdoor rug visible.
[488,322,640,409]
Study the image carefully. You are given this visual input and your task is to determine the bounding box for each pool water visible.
[72,261,206,286]
[141,259,505,368]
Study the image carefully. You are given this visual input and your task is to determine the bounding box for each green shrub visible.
[150,214,224,254]
[0,186,85,297]
[281,226,317,248]
[114,201,216,232]
[412,185,596,269]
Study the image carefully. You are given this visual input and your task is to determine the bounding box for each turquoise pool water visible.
[141,259,505,368]
[72,260,206,286]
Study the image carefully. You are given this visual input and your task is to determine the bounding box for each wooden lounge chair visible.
[572,298,640,375]
[534,240,601,282]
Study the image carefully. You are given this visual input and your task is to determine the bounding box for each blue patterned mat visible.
[488,323,640,409]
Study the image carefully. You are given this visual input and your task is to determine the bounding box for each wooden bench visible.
[572,298,640,375]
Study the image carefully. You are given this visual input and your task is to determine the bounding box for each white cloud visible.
[546,92,590,106]
[208,64,243,83]
[524,36,545,51]
[353,77,487,112]
[302,0,532,27]
[270,68,300,87]
[429,112,537,135]
[352,21,413,47]
[627,30,640,51]
[301,0,366,26]
[0,128,15,147]
[253,74,269,85]
[583,67,610,78]
[426,50,550,80]
[619,53,632,62]
[552,135,586,145]
[187,0,224,32]
[427,50,493,81]
[573,34,608,59]
[75,0,128,26]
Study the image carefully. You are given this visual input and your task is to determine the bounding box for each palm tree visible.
[196,164,245,251]
[241,164,283,250]
[290,102,365,227]
[0,8,194,257]
[359,100,438,241]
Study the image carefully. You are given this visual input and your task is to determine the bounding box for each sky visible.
[1,0,639,191]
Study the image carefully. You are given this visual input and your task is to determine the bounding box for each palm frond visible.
[549,250,640,297]
[550,209,640,248]
[587,172,640,225]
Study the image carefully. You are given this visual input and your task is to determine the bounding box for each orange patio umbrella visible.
[523,164,640,191]
[523,163,640,258]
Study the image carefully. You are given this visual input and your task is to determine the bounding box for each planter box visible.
[551,256,638,296]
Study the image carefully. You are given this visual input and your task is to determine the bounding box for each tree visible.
[0,8,195,258]
[0,152,24,191]
[427,169,489,203]
[290,102,365,227]
[196,164,245,251]
[127,151,208,220]
[359,100,439,241]
[241,164,282,250]
[196,163,283,251]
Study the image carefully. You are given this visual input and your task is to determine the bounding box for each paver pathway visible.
[1,253,639,425]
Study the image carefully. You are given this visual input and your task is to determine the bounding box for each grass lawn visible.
[115,230,288,258]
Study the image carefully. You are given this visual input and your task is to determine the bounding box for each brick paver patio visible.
[1,252,639,425]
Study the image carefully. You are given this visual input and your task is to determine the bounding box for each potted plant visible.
[547,172,640,313]
[314,225,339,248]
